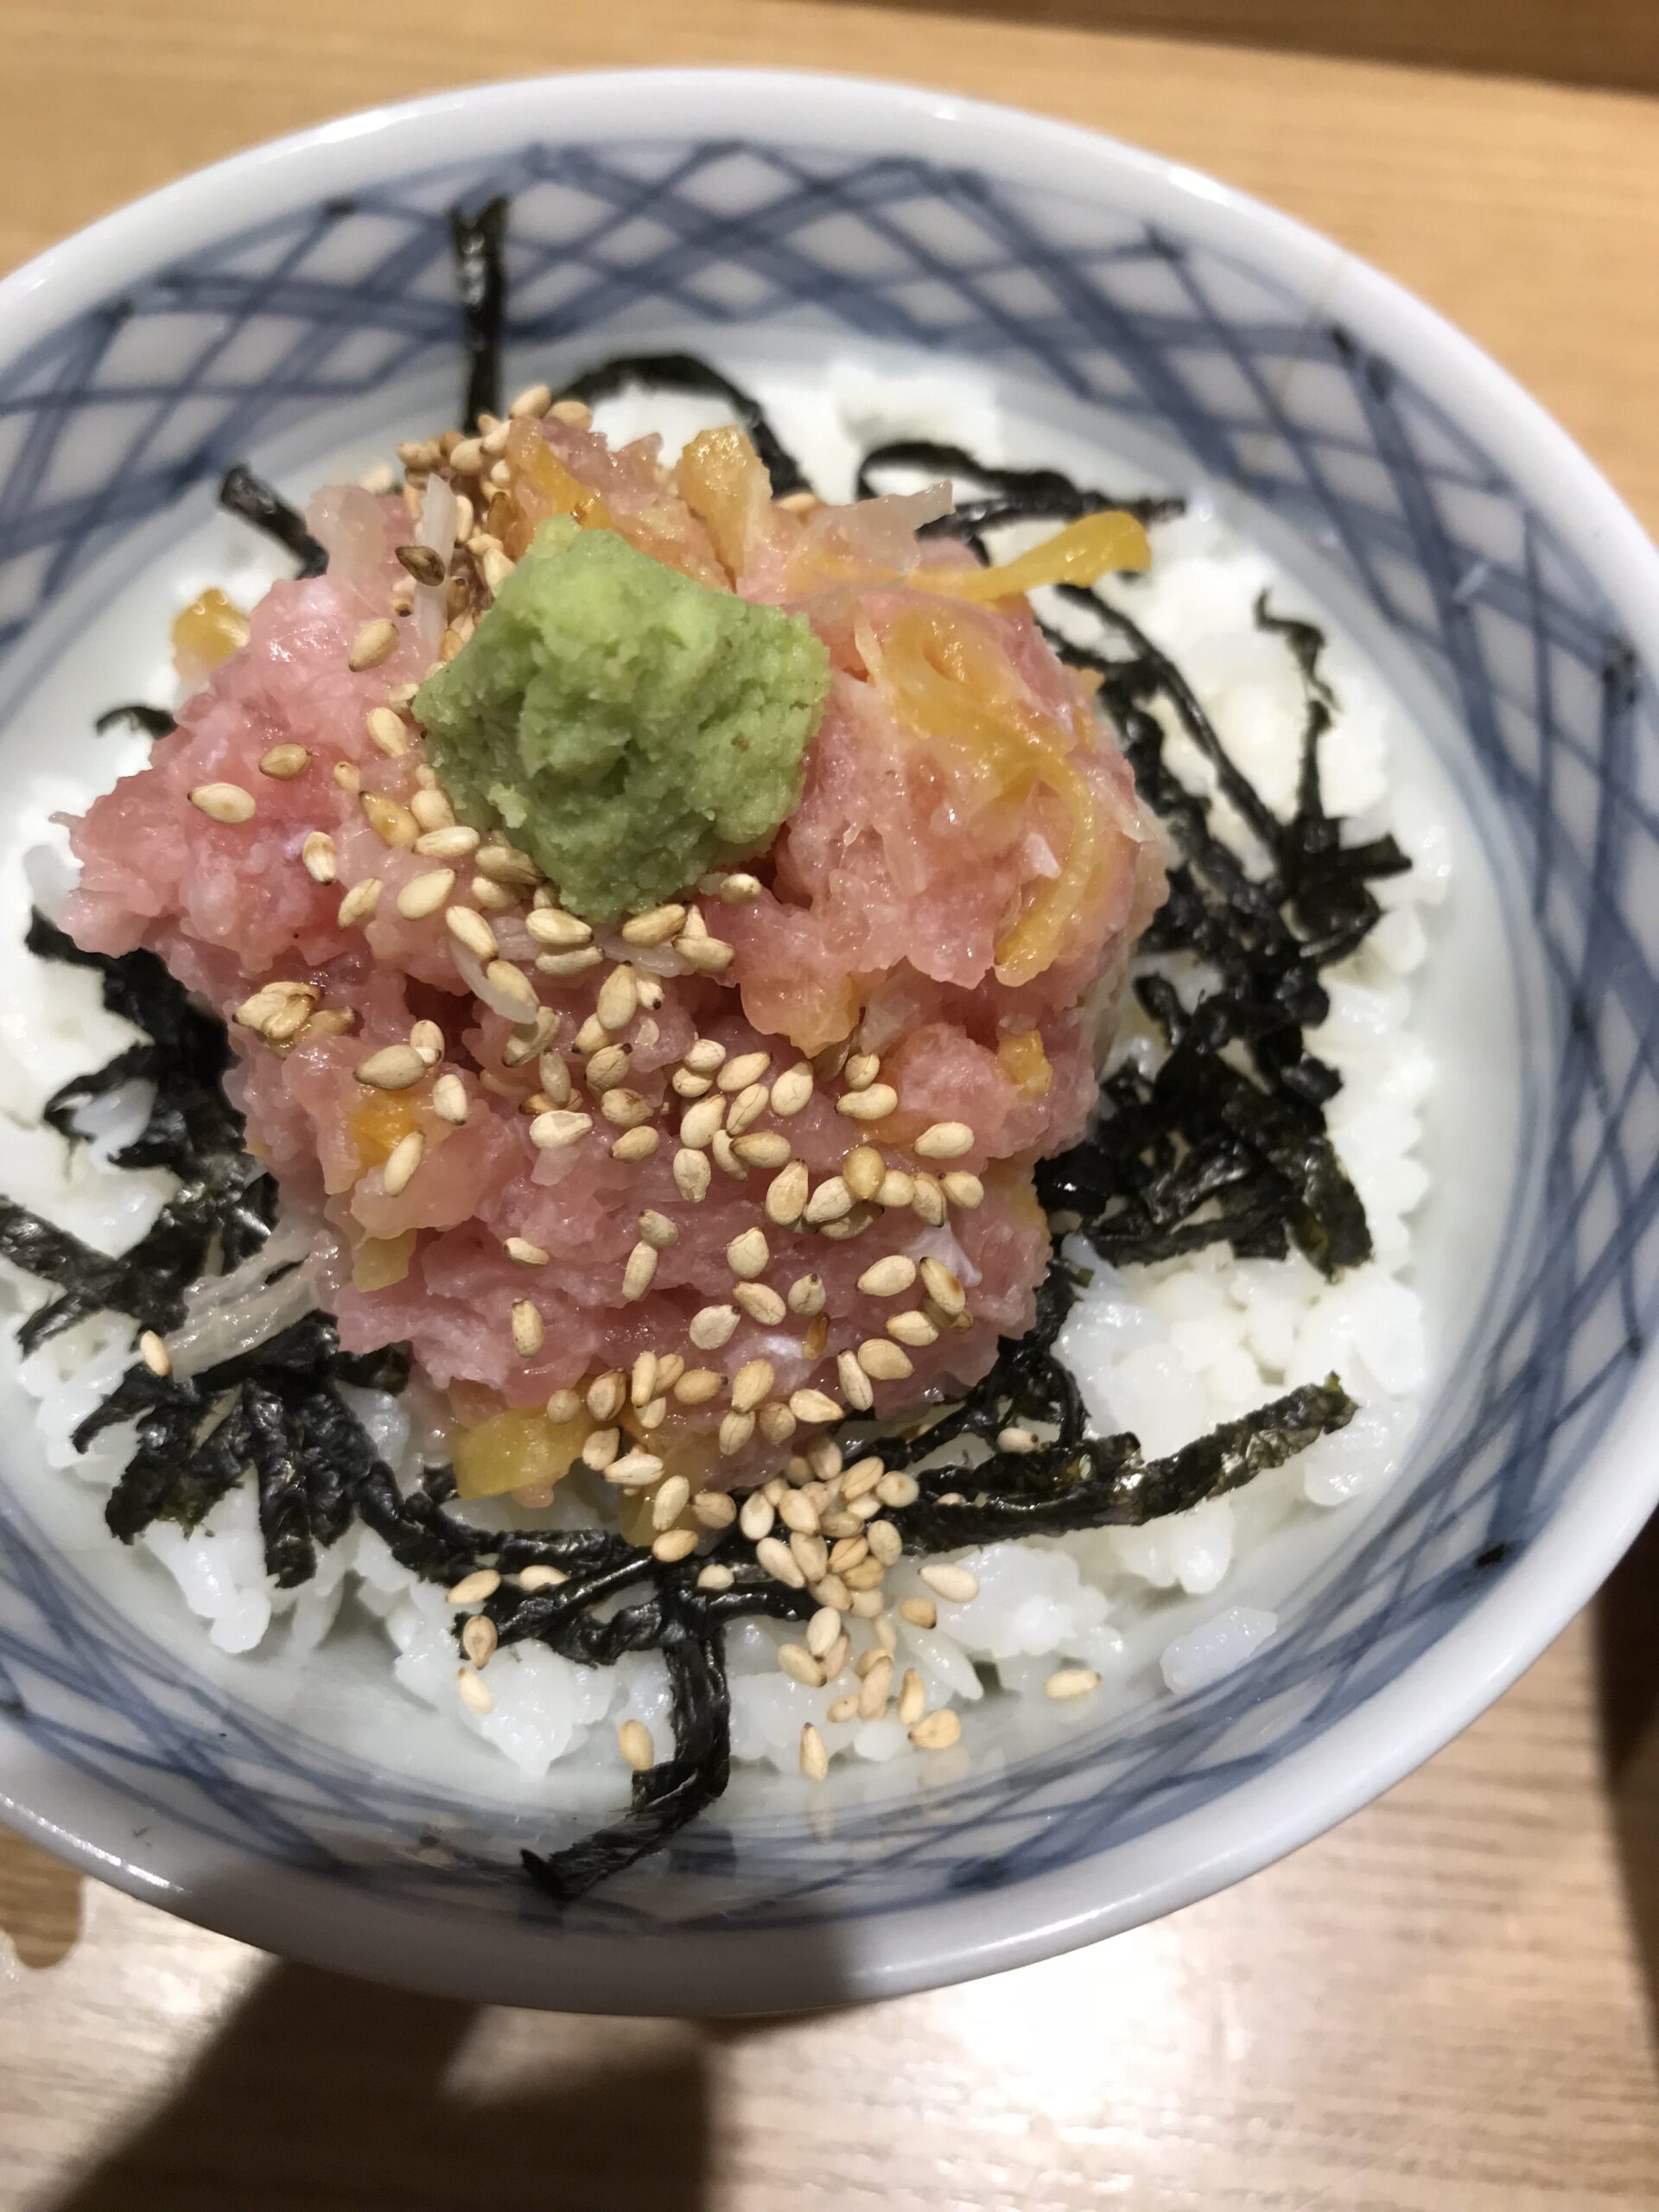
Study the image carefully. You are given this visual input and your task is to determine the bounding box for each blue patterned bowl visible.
[2,72,1656,2014]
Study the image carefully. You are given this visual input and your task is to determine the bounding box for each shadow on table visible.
[825,0,1659,98]
[45,1961,715,2212]
[1596,1505,1659,2041]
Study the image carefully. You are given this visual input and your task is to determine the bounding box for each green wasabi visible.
[413,519,830,924]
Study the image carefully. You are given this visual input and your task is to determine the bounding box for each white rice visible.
[0,372,1442,1786]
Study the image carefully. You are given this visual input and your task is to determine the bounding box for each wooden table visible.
[4,4,1659,2205]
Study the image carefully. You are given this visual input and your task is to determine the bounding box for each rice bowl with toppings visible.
[0,191,1478,1904]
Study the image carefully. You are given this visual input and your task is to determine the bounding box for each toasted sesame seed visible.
[337,878,383,928]
[596,964,639,1032]
[803,1313,830,1360]
[856,1253,918,1299]
[542,1388,582,1426]
[484,958,541,1019]
[915,1258,965,1319]
[875,1471,920,1509]
[511,1300,544,1356]
[524,906,593,950]
[619,1719,654,1771]
[763,1160,809,1227]
[911,1173,948,1227]
[622,1242,658,1301]
[733,1281,786,1326]
[718,1051,772,1094]
[723,1085,768,1139]
[365,706,408,759]
[683,1039,727,1076]
[756,1535,806,1588]
[601,1089,654,1130]
[789,1387,842,1425]
[414,823,480,862]
[805,1606,842,1660]
[787,1274,826,1318]
[382,1128,424,1196]
[189,781,256,824]
[836,1083,899,1122]
[887,1309,939,1348]
[919,1561,978,1604]
[649,1472,692,1532]
[395,868,454,921]
[354,1045,427,1090]
[714,871,761,906]
[584,1043,632,1092]
[733,1131,791,1169]
[779,1643,823,1688]
[898,1601,939,1640]
[671,1068,712,1098]
[674,1370,725,1409]
[841,1553,885,1591]
[233,981,317,1040]
[766,1062,814,1117]
[499,1236,549,1270]
[515,1562,567,1592]
[718,1409,755,1456]
[457,1667,495,1715]
[446,1567,500,1606]
[529,1108,592,1149]
[396,543,446,587]
[620,901,687,946]
[651,1527,697,1563]
[727,1227,770,1280]
[696,1561,736,1591]
[866,1519,903,1567]
[444,906,498,964]
[896,1669,927,1726]
[837,1349,874,1414]
[1044,1667,1102,1701]
[829,1534,868,1573]
[842,1147,885,1203]
[607,1450,665,1488]
[676,1097,723,1156]
[298,1007,355,1044]
[673,1147,713,1202]
[137,1328,172,1377]
[914,1120,975,1160]
[362,792,419,849]
[838,1456,883,1500]
[779,1489,821,1536]
[677,929,734,975]
[693,1491,738,1531]
[508,380,553,420]
[633,1210,676,1253]
[731,1357,775,1414]
[536,947,604,978]
[688,1303,741,1352]
[858,1654,893,1719]
[582,1371,624,1425]
[909,1708,962,1751]
[258,743,311,779]
[843,1052,881,1092]
[410,791,454,840]
[874,1170,915,1209]
[474,840,541,888]
[460,1614,499,1669]
[803,1175,854,1226]
[404,1019,444,1067]
[449,435,485,476]
[857,1338,913,1382]
[826,1693,859,1725]
[740,1491,775,1543]
[799,1723,829,1781]
[349,618,397,671]
[996,1425,1041,1456]
[537,1049,572,1106]
[941,1170,985,1210]
[757,1402,796,1446]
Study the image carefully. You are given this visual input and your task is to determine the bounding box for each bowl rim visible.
[2,63,1657,2016]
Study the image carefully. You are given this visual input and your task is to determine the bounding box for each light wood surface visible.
[3,4,1659,2206]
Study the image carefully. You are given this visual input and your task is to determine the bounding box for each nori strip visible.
[521,1586,732,1904]
[559,352,810,499]
[855,438,1183,534]
[217,463,327,578]
[450,196,507,432]
[94,703,175,740]
[244,1378,315,1589]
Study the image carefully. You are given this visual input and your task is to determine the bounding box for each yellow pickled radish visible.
[677,425,772,580]
[996,1028,1053,1097]
[452,1406,592,1501]
[172,587,250,671]
[350,1090,425,1169]
[352,1228,417,1291]
[916,509,1151,603]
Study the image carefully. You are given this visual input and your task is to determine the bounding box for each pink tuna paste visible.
[62,413,1165,1484]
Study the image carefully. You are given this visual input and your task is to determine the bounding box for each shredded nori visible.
[856,438,1183,537]
[93,703,175,740]
[217,464,327,579]
[450,196,508,432]
[559,352,810,499]
[3,337,1404,1900]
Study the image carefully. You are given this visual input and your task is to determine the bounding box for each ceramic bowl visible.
[1,69,1656,2015]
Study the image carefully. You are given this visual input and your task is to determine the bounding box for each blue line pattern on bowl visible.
[0,137,1656,1930]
